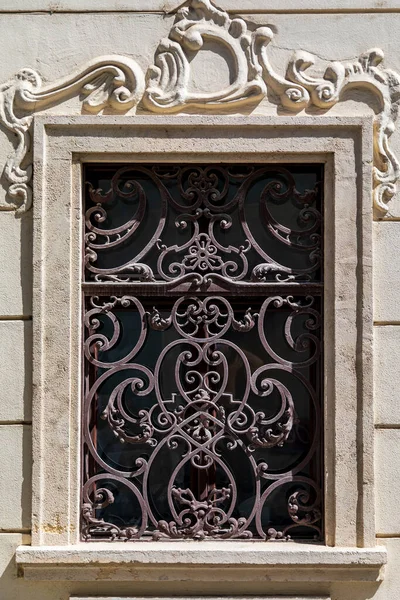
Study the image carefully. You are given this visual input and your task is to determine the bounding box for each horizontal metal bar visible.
[82,281,324,297]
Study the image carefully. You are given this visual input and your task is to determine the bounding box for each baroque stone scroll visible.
[0,57,145,214]
[0,0,399,216]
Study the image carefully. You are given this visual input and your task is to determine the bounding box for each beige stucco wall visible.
[1,1,400,599]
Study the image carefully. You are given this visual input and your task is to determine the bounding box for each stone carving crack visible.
[0,0,399,215]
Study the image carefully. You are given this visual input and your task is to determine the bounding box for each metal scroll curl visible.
[82,293,322,541]
[84,164,322,285]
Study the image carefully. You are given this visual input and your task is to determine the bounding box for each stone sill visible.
[16,543,387,582]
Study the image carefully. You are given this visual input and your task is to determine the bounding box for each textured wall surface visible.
[1,1,400,599]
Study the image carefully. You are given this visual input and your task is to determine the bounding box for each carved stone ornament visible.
[0,0,399,216]
[0,57,145,214]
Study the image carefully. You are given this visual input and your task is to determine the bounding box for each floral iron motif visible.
[81,162,323,541]
[82,291,322,541]
[84,164,321,285]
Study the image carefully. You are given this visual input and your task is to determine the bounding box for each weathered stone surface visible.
[374,539,400,600]
[376,429,400,534]
[0,214,32,317]
[0,533,70,600]
[2,0,400,11]
[374,222,400,322]
[374,326,400,424]
[0,426,31,530]
[0,320,32,422]
[0,534,28,600]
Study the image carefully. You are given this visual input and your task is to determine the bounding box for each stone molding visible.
[16,542,385,582]
[0,0,399,216]
[30,116,375,552]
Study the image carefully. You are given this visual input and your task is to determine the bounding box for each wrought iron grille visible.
[82,163,323,541]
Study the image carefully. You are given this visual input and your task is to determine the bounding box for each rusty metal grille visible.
[81,164,323,542]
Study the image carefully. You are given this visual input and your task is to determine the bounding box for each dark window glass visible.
[82,164,323,541]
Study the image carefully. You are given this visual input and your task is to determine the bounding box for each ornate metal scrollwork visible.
[84,164,322,285]
[82,162,323,542]
[82,291,322,541]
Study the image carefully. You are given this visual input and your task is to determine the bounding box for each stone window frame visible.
[15,114,387,584]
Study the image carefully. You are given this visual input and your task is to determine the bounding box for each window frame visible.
[16,114,385,582]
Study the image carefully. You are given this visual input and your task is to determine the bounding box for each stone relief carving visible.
[0,57,145,214]
[145,0,400,216]
[142,0,268,111]
[269,48,400,216]
[0,0,399,216]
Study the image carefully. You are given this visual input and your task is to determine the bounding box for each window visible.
[17,117,383,581]
[82,163,323,542]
